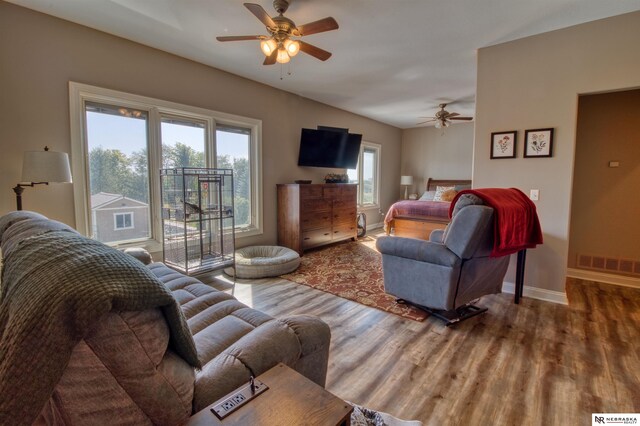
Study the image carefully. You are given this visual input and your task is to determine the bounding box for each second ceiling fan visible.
[418,104,473,128]
[217,0,339,65]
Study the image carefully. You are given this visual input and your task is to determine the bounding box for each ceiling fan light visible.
[284,39,300,56]
[435,121,442,129]
[276,48,290,64]
[260,38,277,56]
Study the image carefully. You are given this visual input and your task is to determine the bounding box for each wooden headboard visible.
[426,178,472,191]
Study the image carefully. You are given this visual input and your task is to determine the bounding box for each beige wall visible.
[0,2,401,246]
[400,123,474,197]
[474,11,640,293]
[568,89,640,269]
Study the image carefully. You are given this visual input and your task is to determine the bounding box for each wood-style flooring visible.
[204,272,640,425]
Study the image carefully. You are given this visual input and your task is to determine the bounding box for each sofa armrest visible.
[376,236,459,267]
[429,229,445,243]
[278,315,331,387]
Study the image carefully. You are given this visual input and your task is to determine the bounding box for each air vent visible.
[577,253,640,277]
[605,258,618,271]
[592,256,605,269]
[619,260,633,274]
[578,255,592,267]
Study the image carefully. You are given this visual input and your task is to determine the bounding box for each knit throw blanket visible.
[449,188,543,257]
[0,230,200,426]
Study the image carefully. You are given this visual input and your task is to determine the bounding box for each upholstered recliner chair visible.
[376,194,509,325]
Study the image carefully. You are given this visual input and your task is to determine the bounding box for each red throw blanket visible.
[449,188,543,257]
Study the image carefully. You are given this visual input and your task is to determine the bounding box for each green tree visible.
[162,142,205,169]
[90,148,132,195]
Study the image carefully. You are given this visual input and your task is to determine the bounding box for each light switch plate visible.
[530,189,539,201]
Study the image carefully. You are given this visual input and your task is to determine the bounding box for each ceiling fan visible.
[417,103,473,128]
[216,0,339,65]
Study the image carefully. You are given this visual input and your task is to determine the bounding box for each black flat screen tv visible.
[297,128,362,168]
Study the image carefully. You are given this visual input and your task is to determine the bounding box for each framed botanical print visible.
[490,131,517,159]
[524,128,554,158]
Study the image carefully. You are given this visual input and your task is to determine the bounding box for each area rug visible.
[349,402,423,426]
[281,236,428,321]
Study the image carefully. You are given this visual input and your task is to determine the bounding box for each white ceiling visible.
[9,0,640,128]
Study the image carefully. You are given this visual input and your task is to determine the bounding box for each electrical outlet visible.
[211,378,268,419]
[530,189,539,201]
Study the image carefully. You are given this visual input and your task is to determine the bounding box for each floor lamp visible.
[400,175,413,200]
[13,146,72,211]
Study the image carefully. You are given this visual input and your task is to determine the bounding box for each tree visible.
[162,142,205,169]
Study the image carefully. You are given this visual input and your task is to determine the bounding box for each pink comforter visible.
[384,200,451,229]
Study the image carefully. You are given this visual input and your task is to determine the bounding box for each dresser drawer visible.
[333,208,356,226]
[301,211,332,230]
[339,185,357,198]
[302,228,332,249]
[332,223,356,241]
[333,199,355,210]
[300,185,323,199]
[301,199,332,211]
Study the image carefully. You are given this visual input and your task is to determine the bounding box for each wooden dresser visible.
[277,183,357,254]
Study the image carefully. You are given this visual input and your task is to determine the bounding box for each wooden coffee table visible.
[185,363,352,426]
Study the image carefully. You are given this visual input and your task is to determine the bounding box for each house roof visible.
[7,0,640,128]
[91,192,148,210]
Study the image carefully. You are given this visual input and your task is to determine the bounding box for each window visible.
[347,142,381,207]
[70,82,262,249]
[216,126,251,227]
[114,212,134,230]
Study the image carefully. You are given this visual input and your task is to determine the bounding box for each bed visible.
[384,178,472,240]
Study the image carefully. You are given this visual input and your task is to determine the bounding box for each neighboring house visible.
[90,192,150,244]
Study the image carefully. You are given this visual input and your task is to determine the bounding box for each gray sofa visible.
[0,211,330,425]
[376,194,510,324]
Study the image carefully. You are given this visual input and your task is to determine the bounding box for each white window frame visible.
[351,141,381,208]
[69,82,263,251]
[113,212,134,230]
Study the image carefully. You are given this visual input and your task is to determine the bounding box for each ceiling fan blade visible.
[244,3,276,28]
[450,117,473,121]
[216,35,266,42]
[417,119,437,125]
[263,49,277,65]
[298,41,332,61]
[296,17,339,36]
[446,112,460,118]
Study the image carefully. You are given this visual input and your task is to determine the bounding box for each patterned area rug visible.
[281,236,428,321]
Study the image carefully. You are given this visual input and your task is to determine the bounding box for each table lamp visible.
[400,175,413,200]
[13,146,72,210]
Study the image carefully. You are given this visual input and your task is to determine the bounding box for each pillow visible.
[419,190,436,201]
[433,186,455,202]
[440,189,458,202]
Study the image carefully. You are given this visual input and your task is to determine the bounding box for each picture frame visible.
[490,131,517,159]
[524,128,554,158]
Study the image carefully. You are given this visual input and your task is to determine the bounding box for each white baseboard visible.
[566,268,640,289]
[367,221,384,231]
[501,282,568,305]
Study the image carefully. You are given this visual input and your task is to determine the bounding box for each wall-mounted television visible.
[297,128,362,168]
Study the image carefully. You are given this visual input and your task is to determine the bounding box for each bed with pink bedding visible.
[384,178,471,240]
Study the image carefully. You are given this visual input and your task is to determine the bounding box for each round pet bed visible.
[225,245,300,279]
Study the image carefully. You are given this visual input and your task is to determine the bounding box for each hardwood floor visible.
[204,273,640,425]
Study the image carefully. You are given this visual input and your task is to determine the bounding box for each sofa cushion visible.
[148,262,321,411]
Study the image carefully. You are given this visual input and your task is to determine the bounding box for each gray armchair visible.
[376,194,509,325]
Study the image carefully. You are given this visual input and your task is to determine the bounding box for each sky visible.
[86,111,249,160]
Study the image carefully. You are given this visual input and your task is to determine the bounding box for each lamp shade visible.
[21,148,72,183]
[400,175,413,186]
